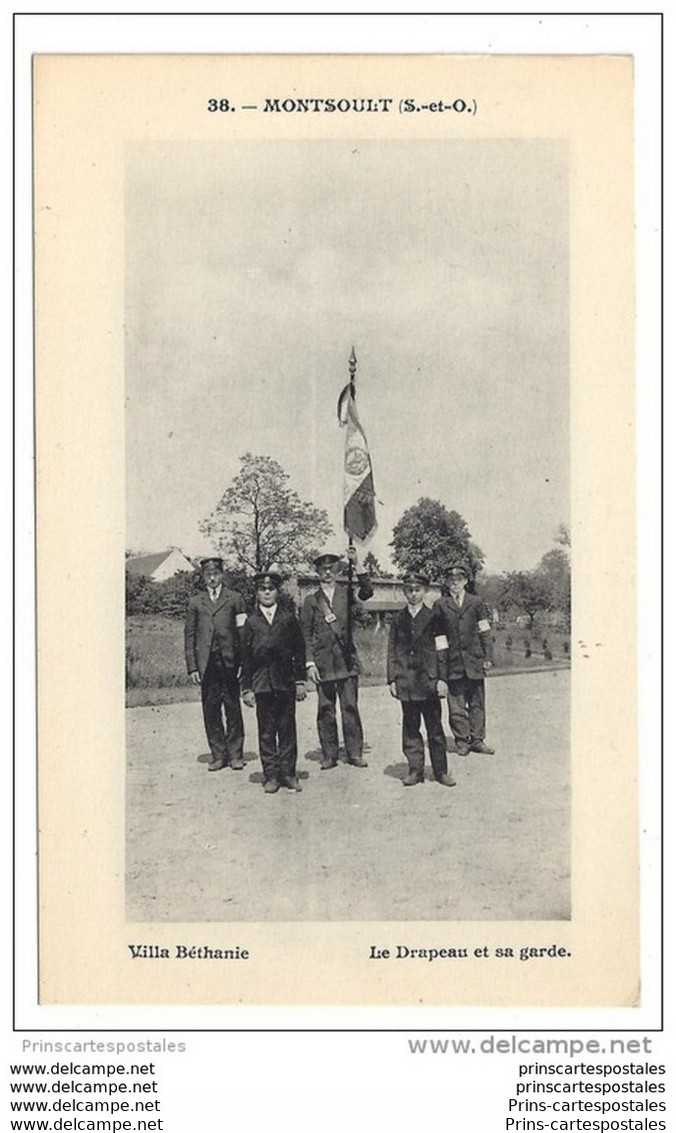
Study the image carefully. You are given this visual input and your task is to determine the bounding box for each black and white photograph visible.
[32,51,639,1007]
[125,138,571,925]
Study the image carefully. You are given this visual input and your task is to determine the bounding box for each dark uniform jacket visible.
[301,574,374,682]
[387,605,445,701]
[184,588,247,677]
[240,606,306,694]
[432,593,493,680]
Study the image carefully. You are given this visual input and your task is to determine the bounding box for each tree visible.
[199,453,333,573]
[480,572,511,612]
[125,569,199,618]
[503,570,552,629]
[536,545,571,631]
[363,550,394,578]
[554,523,571,549]
[389,498,485,585]
[497,525,571,631]
[531,524,572,629]
[125,569,153,615]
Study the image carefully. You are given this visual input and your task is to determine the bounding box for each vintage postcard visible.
[34,52,636,1007]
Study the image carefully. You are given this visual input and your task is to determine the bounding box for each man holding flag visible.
[300,349,377,771]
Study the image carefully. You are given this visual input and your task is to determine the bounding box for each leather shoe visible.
[207,758,226,772]
[470,741,495,754]
[455,741,471,756]
[436,773,457,787]
[263,778,280,794]
[282,776,302,792]
[320,759,338,770]
[348,756,368,768]
[229,756,245,770]
[403,772,424,787]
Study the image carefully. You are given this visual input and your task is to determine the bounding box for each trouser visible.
[401,697,448,780]
[447,676,486,743]
[316,676,363,763]
[200,650,244,763]
[255,690,297,782]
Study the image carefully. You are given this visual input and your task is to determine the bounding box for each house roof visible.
[126,550,187,577]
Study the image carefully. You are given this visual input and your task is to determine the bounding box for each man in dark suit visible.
[241,570,307,794]
[433,562,495,757]
[184,557,247,772]
[387,573,454,787]
[301,546,373,770]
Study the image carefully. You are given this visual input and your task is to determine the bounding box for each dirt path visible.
[126,670,569,922]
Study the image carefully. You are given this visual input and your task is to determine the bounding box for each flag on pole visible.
[337,350,377,545]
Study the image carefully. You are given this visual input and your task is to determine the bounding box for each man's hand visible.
[347,544,360,569]
[242,690,256,708]
[189,671,201,686]
[483,660,493,674]
[389,681,398,699]
[295,683,307,702]
[307,663,320,685]
[436,679,448,698]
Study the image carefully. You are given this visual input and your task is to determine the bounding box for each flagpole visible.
[346,347,357,663]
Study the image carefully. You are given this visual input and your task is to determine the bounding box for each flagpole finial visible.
[348,346,357,378]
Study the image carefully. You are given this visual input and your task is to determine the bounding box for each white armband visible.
[236,613,247,628]
[434,635,449,651]
[478,620,491,633]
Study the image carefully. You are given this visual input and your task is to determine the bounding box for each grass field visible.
[126,614,569,707]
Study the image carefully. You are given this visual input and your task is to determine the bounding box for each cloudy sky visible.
[126,138,568,573]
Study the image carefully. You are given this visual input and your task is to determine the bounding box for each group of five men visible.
[184,548,495,794]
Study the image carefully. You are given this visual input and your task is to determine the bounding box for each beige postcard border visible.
[34,53,635,1007]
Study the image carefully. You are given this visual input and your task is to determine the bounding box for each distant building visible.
[125,548,195,582]
[287,573,442,627]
